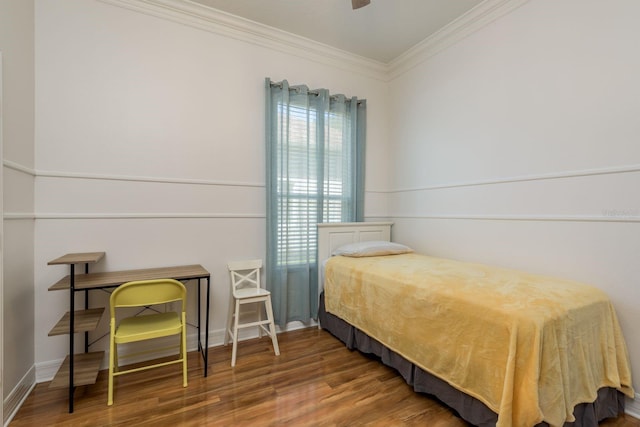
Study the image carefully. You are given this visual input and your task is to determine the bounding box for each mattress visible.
[323,253,634,427]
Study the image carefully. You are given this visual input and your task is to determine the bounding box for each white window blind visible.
[275,104,353,266]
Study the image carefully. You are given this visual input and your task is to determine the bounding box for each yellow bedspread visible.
[324,253,634,427]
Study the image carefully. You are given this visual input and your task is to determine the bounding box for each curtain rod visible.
[269,80,365,104]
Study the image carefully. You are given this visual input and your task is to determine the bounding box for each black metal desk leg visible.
[84,263,89,354]
[197,280,202,354]
[69,264,75,413]
[205,275,210,377]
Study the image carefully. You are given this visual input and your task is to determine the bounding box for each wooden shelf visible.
[49,275,73,291]
[48,252,105,266]
[48,308,105,336]
[48,264,209,291]
[49,351,104,389]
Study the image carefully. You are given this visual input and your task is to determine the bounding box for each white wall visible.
[33,0,390,368]
[388,0,640,393]
[0,0,36,421]
[15,0,640,415]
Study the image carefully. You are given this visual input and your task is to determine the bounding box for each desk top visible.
[48,252,106,266]
[49,264,210,291]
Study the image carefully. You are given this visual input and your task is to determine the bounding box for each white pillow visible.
[332,240,413,257]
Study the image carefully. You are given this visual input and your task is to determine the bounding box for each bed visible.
[317,222,634,427]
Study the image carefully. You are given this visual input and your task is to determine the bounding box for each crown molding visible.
[97,0,388,81]
[387,0,531,80]
[97,0,530,83]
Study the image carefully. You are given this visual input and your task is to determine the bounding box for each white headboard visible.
[317,222,393,263]
[317,221,393,287]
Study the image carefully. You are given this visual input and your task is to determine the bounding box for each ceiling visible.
[189,0,484,63]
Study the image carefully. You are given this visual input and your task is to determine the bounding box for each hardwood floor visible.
[9,328,640,426]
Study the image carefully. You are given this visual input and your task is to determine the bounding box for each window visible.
[275,105,355,265]
[265,78,366,325]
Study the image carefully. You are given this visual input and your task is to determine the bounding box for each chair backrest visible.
[110,279,186,318]
[227,259,263,292]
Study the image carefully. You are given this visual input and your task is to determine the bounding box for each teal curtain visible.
[265,78,366,327]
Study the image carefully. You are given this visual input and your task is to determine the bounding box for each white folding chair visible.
[224,259,280,367]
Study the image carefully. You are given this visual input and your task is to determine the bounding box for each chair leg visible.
[265,297,280,356]
[231,299,241,367]
[108,340,115,406]
[224,295,234,346]
[257,302,263,338]
[181,317,188,387]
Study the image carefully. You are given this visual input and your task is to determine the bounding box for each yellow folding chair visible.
[107,278,187,406]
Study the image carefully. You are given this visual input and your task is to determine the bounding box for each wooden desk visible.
[50,264,210,291]
[48,259,211,413]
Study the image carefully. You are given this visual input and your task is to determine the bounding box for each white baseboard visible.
[627,393,640,419]
[35,358,63,384]
[3,366,36,427]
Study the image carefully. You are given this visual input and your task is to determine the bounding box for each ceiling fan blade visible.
[351,0,371,10]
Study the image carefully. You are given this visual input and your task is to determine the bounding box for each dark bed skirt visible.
[318,292,625,427]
